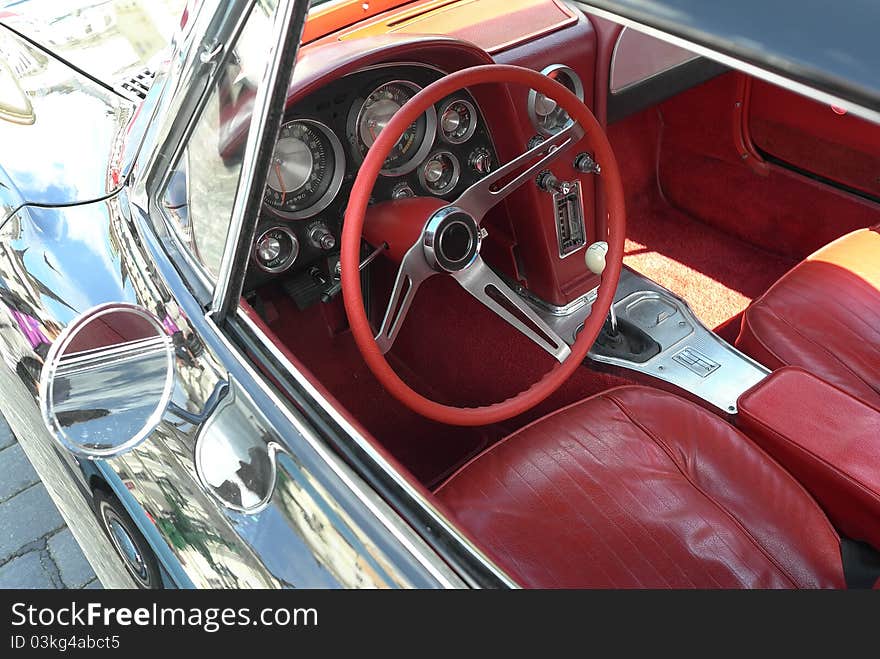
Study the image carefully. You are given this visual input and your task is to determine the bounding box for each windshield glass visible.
[0,0,186,88]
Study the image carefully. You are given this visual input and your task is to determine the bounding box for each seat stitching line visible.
[763,304,880,398]
[606,393,800,588]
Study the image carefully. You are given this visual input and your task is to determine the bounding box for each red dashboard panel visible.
[300,2,602,306]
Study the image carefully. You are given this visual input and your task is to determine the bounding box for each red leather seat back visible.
[736,227,880,408]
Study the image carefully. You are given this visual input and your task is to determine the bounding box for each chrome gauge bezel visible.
[265,119,346,221]
[252,225,300,274]
[438,98,478,144]
[418,150,461,196]
[348,79,438,177]
[527,64,585,137]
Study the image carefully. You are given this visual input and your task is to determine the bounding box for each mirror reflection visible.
[195,387,278,513]
[40,304,174,457]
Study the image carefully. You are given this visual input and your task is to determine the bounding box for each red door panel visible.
[748,80,880,197]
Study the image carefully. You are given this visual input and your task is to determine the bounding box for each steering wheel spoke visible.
[453,256,571,362]
[454,120,585,222]
[374,242,434,354]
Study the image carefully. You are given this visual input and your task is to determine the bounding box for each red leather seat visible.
[736,226,880,408]
[436,387,846,588]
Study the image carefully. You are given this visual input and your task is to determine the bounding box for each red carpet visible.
[623,195,797,331]
[606,95,856,334]
[657,73,880,260]
[262,281,635,487]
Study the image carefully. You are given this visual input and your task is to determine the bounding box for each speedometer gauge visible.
[264,119,344,220]
[347,80,437,176]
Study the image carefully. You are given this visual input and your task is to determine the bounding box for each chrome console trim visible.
[519,268,769,413]
[591,269,769,413]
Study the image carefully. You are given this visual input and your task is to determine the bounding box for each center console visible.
[525,266,769,413]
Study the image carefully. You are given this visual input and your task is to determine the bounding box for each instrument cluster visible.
[249,64,497,289]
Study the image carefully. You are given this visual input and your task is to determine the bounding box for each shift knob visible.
[585,241,608,275]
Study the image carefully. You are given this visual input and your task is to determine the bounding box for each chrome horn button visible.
[423,206,481,272]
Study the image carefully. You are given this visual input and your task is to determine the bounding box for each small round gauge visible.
[419,151,461,196]
[527,65,584,136]
[264,119,344,220]
[253,226,299,273]
[438,98,477,144]
[348,80,437,176]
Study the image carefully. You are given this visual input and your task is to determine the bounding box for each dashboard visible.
[246,64,498,298]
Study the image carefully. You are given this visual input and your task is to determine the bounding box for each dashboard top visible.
[304,0,578,53]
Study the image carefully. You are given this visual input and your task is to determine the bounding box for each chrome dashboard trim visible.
[342,60,449,81]
[264,118,346,221]
[519,282,599,317]
[438,98,478,144]
[252,224,300,274]
[527,64,585,137]
[418,150,461,196]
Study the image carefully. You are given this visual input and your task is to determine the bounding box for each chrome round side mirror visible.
[38,303,175,458]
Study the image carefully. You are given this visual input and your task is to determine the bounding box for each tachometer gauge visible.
[419,151,460,196]
[439,98,477,144]
[348,80,437,176]
[264,119,344,220]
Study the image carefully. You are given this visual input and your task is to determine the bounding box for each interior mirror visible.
[39,303,175,458]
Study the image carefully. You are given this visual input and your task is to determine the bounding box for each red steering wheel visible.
[341,64,625,426]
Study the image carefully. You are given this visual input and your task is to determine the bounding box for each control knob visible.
[391,182,415,199]
[468,147,492,174]
[536,170,574,195]
[308,222,336,251]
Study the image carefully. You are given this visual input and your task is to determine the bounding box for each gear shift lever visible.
[585,241,660,363]
[585,241,618,335]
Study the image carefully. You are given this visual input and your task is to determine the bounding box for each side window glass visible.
[160,5,274,279]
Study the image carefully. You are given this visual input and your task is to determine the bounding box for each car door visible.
[3,0,469,588]
[122,0,471,588]
[747,79,880,200]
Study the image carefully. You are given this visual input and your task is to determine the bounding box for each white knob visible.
[585,241,608,275]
